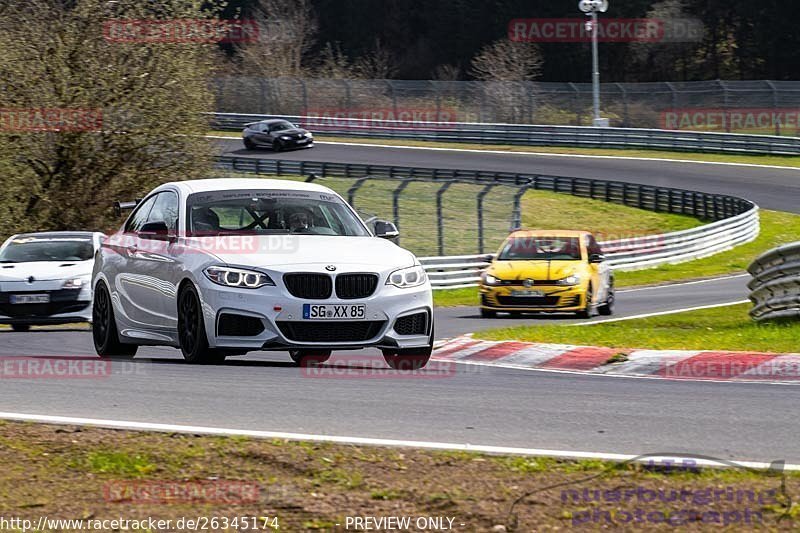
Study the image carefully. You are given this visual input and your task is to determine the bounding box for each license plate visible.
[303,304,366,320]
[511,290,544,297]
[10,294,50,304]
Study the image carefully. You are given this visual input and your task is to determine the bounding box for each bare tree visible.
[352,39,397,79]
[0,0,217,235]
[234,0,318,78]
[432,64,462,81]
[470,39,543,82]
[469,39,543,123]
[628,0,707,81]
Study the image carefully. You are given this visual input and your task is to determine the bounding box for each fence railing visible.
[748,243,800,322]
[213,78,800,133]
[216,154,759,288]
[210,112,800,155]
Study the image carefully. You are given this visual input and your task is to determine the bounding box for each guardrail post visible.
[393,179,413,245]
[436,182,454,256]
[477,184,495,254]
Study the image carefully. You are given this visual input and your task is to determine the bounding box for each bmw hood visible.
[187,235,417,269]
[0,260,93,282]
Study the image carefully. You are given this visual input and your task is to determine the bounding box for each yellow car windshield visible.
[498,236,582,261]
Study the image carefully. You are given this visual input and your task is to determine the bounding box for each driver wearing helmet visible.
[287,209,311,232]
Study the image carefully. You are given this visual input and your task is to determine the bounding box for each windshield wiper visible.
[0,260,17,263]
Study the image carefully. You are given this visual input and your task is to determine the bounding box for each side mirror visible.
[589,253,605,263]
[294,123,302,129]
[481,254,494,263]
[374,220,399,240]
[139,221,170,240]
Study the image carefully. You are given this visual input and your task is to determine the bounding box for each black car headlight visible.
[204,266,274,289]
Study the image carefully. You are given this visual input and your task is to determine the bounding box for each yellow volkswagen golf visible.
[479,230,614,318]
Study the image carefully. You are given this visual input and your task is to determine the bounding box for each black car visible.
[242,119,314,151]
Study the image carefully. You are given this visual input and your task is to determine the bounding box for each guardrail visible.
[216,154,760,289]
[210,112,800,156]
[748,243,800,322]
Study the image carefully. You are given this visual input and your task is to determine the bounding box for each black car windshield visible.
[269,121,294,132]
[0,238,94,262]
[497,236,582,261]
[186,189,370,237]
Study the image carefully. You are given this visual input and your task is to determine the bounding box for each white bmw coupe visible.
[92,178,434,368]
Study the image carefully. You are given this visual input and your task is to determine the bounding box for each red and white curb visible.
[432,336,800,384]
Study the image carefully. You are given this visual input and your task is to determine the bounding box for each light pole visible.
[578,0,609,127]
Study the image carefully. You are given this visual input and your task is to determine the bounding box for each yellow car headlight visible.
[555,274,581,286]
[482,273,501,286]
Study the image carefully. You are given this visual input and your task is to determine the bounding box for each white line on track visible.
[616,273,749,294]
[207,135,800,171]
[0,411,794,471]
[573,300,750,326]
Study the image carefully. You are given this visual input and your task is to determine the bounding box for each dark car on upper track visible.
[242,119,314,152]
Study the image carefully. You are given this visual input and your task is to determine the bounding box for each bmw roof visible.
[156,178,337,195]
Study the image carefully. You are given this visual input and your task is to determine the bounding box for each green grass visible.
[221,172,698,259]
[478,303,800,353]
[210,130,800,168]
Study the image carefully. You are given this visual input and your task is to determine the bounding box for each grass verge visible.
[1,421,798,531]
[210,130,800,168]
[477,303,800,354]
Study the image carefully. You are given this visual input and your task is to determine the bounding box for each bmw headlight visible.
[280,135,291,140]
[204,266,274,289]
[556,274,581,286]
[306,132,313,138]
[387,265,427,288]
[62,276,89,289]
[481,273,501,286]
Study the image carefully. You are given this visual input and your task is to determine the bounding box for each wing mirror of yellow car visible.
[481,254,494,264]
[589,253,605,263]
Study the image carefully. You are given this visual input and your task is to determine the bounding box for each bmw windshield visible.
[186,189,371,237]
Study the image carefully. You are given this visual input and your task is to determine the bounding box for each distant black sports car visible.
[242,119,314,151]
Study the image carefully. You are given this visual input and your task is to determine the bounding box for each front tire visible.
[576,284,594,319]
[290,350,332,366]
[92,282,137,358]
[11,324,30,332]
[382,325,434,371]
[598,281,615,316]
[243,138,256,150]
[272,140,284,152]
[178,284,226,364]
[480,308,497,318]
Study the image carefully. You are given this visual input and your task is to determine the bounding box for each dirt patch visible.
[0,421,797,531]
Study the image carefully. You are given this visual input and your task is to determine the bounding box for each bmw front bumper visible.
[196,275,433,352]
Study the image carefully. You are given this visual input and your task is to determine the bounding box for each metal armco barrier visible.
[216,154,760,289]
[210,113,800,156]
[748,243,800,322]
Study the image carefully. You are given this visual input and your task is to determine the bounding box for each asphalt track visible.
[2,140,799,464]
